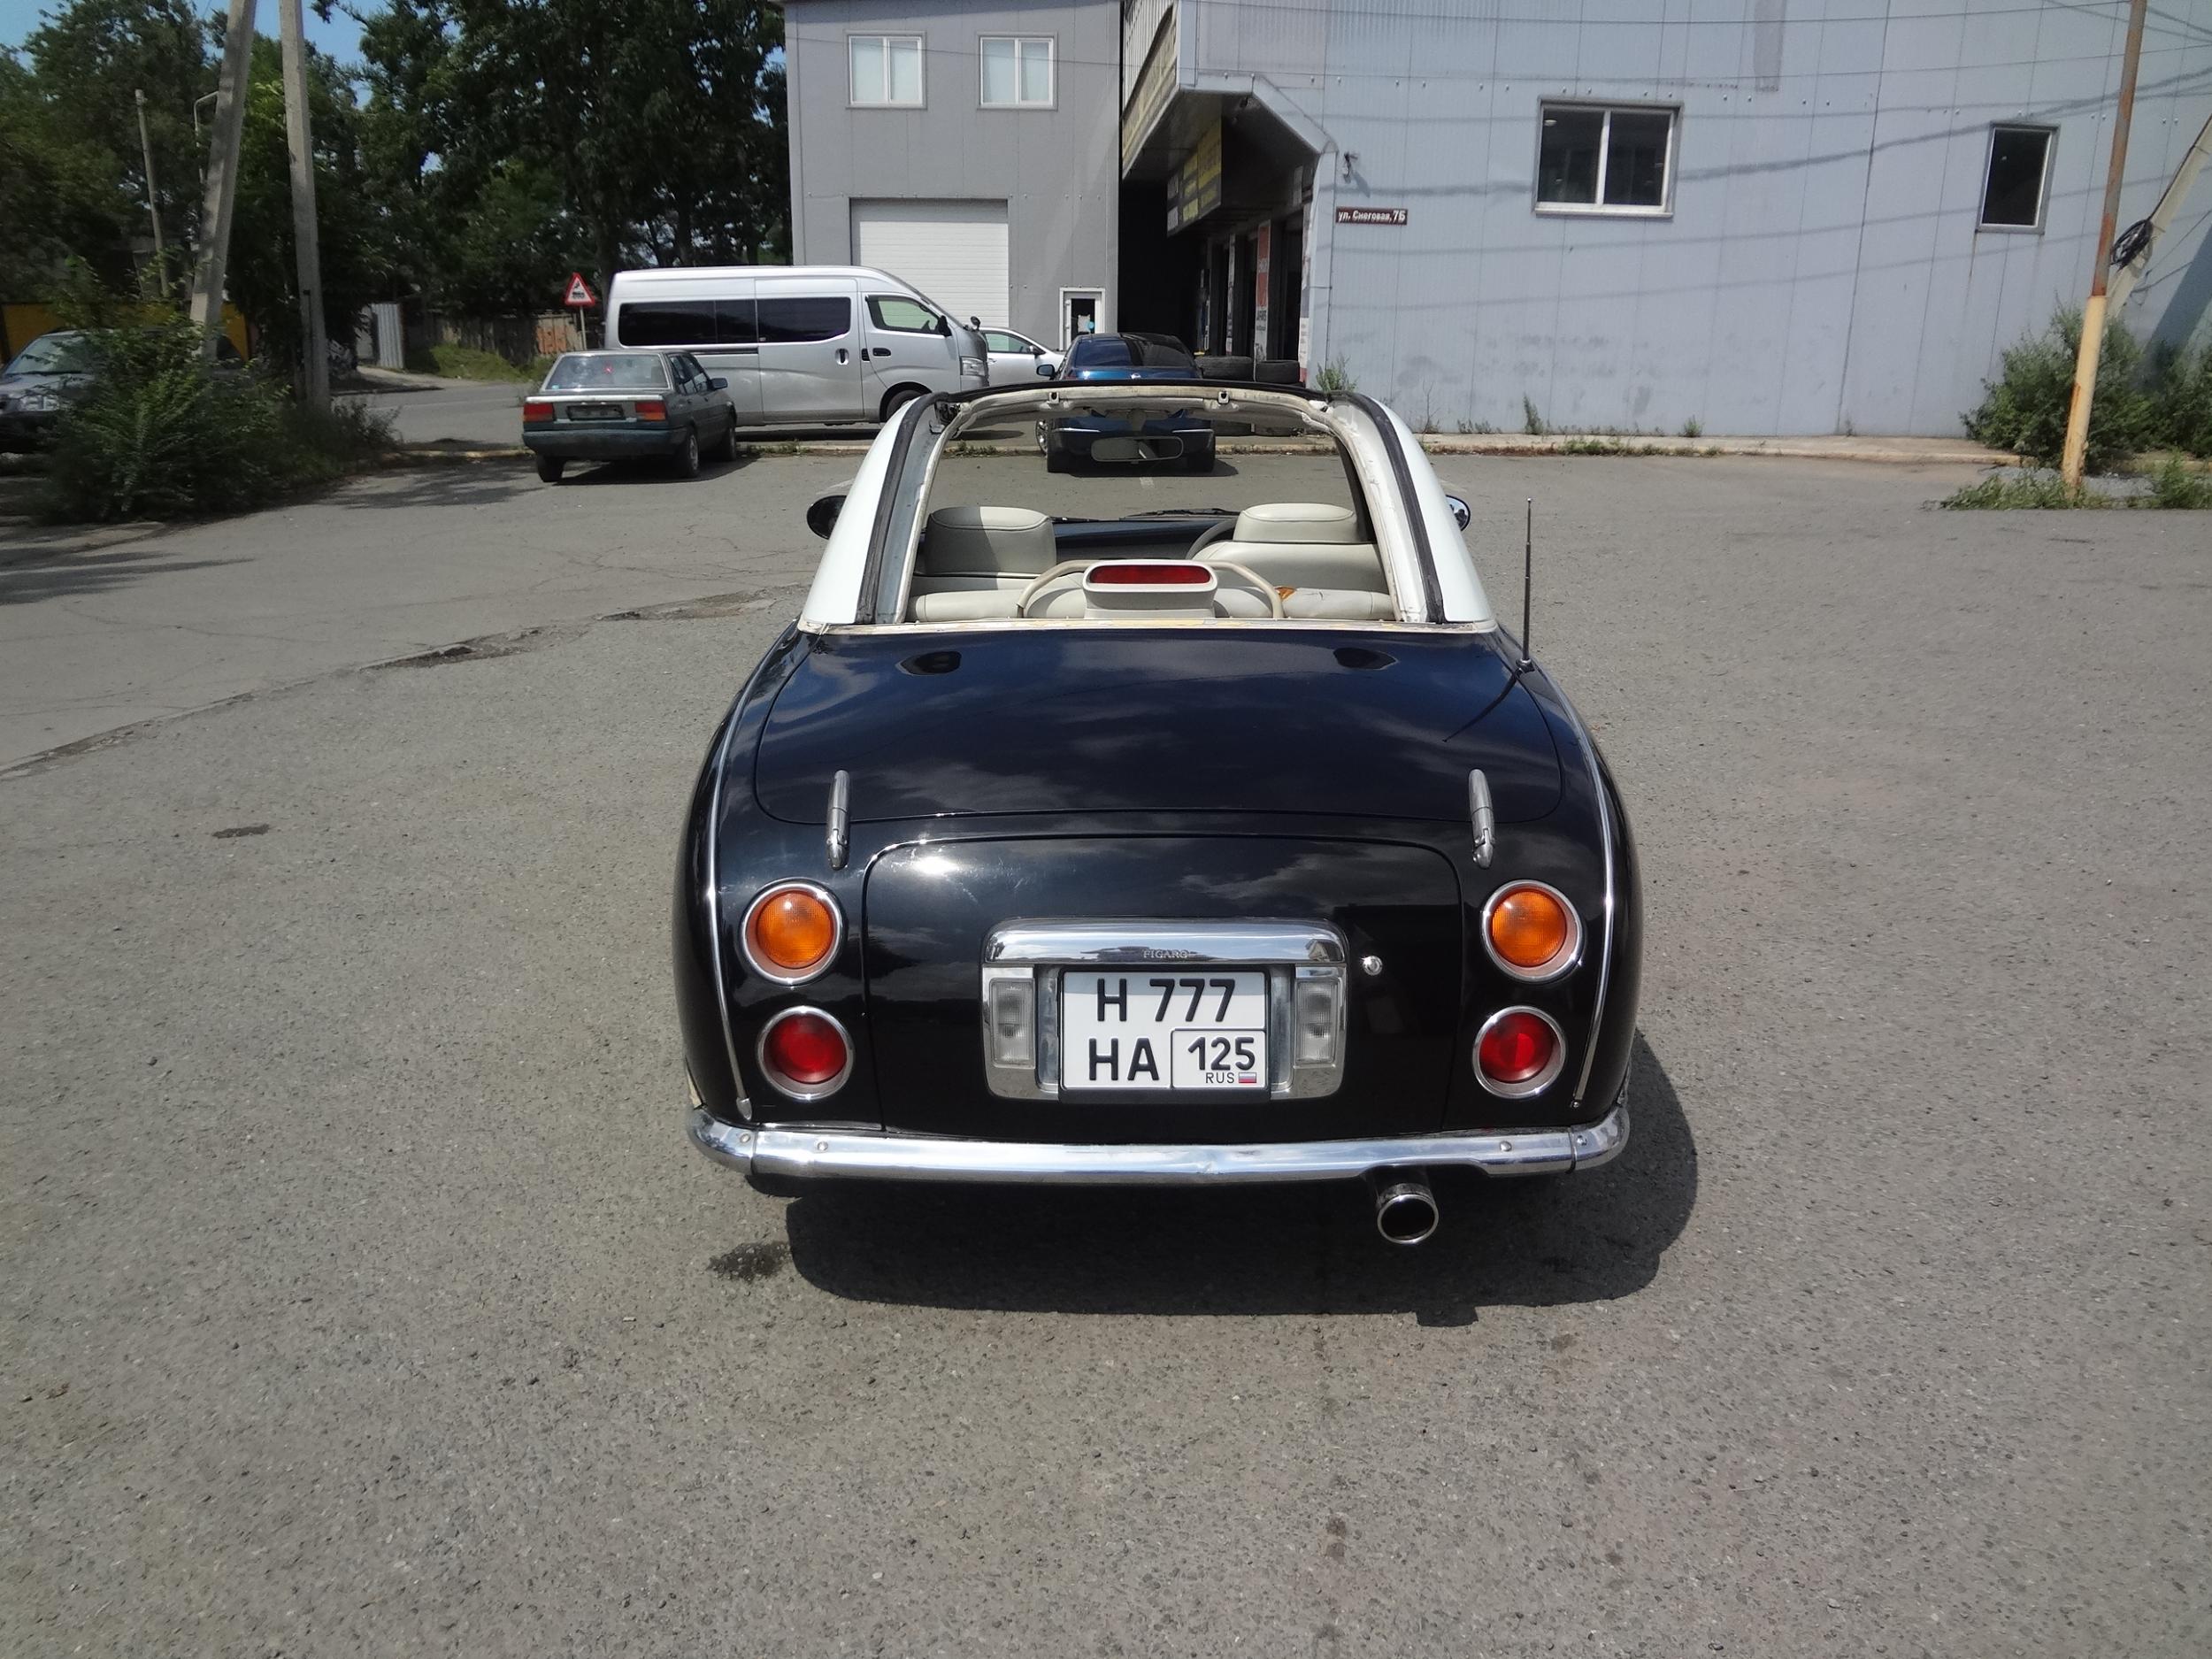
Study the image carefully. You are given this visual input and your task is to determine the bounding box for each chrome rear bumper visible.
[686,1102,1628,1185]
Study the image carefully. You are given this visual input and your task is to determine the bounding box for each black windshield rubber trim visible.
[1350,392,1445,623]
[854,396,931,626]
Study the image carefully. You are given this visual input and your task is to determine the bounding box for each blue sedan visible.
[1039,333,1217,474]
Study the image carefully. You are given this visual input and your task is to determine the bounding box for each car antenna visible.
[1519,499,1534,672]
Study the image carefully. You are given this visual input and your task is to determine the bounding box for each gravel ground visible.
[4,455,2207,1656]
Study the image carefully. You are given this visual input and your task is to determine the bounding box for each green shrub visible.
[42,320,395,522]
[2145,342,2212,457]
[1939,473,2098,510]
[426,342,539,381]
[1521,396,1546,436]
[1963,307,2154,472]
[1310,356,1356,396]
[2143,455,2212,509]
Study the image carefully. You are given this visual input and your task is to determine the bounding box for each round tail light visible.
[742,882,842,983]
[1483,881,1581,980]
[758,1008,852,1099]
[1475,1007,1564,1099]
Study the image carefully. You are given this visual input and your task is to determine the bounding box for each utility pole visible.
[2059,0,2148,488]
[188,0,256,357]
[279,0,329,409]
[133,88,165,275]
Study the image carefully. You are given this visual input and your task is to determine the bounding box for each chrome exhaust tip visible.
[1369,1171,1440,1246]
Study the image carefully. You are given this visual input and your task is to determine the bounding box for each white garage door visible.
[851,199,1010,329]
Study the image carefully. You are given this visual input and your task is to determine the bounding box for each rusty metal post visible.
[2059,0,2149,488]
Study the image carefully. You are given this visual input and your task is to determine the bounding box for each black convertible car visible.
[675,380,1640,1244]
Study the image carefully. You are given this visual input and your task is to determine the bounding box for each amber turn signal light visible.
[1483,881,1579,979]
[742,883,841,982]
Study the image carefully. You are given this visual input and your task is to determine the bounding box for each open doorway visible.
[1060,288,1103,349]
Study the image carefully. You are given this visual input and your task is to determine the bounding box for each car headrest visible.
[1233,502,1360,545]
[920,505,1056,575]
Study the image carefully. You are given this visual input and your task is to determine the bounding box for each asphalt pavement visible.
[349,373,536,447]
[4,454,2207,1656]
[0,452,851,769]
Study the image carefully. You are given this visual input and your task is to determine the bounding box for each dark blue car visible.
[1039,333,1217,473]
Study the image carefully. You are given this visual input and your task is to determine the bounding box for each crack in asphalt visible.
[1,588,787,780]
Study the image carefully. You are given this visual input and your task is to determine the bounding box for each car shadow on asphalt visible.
[326,452,759,510]
[774,1033,1695,1327]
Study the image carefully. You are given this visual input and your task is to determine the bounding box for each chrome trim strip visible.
[986,920,1346,967]
[755,1007,856,1102]
[703,709,748,1118]
[1472,1006,1569,1100]
[686,1102,1629,1184]
[1478,879,1584,984]
[980,921,1349,1102]
[1469,767,1495,867]
[737,880,846,987]
[826,769,850,871]
[1552,686,1617,1105]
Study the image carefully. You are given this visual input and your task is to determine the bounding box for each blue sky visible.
[1,0,364,64]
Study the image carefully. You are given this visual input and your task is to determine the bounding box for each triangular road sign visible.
[563,272,598,308]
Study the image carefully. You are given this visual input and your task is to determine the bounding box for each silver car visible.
[520,350,738,483]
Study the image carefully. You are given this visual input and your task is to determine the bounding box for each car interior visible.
[898,402,1399,624]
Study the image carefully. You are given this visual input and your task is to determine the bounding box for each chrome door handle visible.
[836,348,849,364]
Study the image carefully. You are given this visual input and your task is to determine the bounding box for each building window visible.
[1535,104,1675,215]
[1980,126,2055,229]
[850,35,923,107]
[980,36,1052,107]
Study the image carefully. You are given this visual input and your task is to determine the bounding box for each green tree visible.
[226,34,388,373]
[0,54,138,292]
[430,0,787,290]
[19,0,215,286]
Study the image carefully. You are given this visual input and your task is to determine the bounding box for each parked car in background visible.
[521,350,736,482]
[1040,333,1216,472]
[677,379,1640,1248]
[0,328,243,450]
[981,326,1062,384]
[604,265,987,427]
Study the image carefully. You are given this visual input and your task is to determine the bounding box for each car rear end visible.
[676,626,1637,1230]
[1046,335,1216,468]
[522,353,683,463]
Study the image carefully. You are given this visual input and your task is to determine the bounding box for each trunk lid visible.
[862,833,1463,1141]
[756,629,1560,826]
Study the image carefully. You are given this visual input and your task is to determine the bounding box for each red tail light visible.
[1475,1008,1563,1099]
[759,1009,851,1097]
[1088,562,1212,586]
[522,399,553,424]
[634,398,667,422]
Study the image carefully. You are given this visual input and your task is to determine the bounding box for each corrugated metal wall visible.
[1183,0,2212,436]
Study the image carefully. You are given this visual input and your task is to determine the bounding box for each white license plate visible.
[1059,970,1268,1092]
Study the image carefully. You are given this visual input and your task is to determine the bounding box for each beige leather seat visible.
[910,505,1055,621]
[1225,502,1389,593]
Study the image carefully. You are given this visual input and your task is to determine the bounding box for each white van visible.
[604,266,987,426]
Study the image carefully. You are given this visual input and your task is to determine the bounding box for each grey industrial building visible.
[783,0,2212,437]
